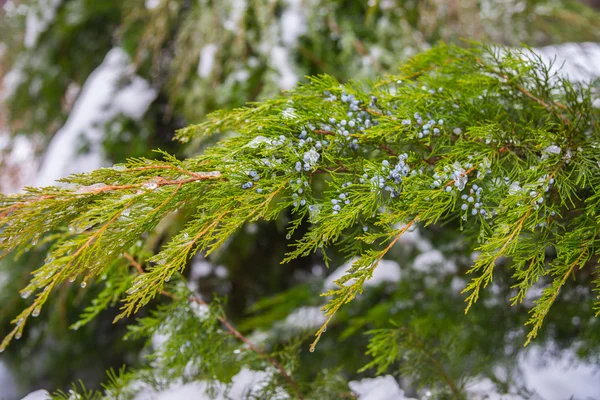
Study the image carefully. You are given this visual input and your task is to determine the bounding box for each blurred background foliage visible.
[1,0,600,398]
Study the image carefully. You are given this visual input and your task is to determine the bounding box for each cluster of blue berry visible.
[292,179,310,208]
[423,85,444,95]
[325,92,380,151]
[297,129,324,149]
[331,186,352,215]
[270,135,287,147]
[460,183,488,217]
[241,170,263,191]
[430,163,469,192]
[367,154,412,198]
[426,161,491,218]
[405,112,445,139]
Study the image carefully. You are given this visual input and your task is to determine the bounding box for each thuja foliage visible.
[2,43,600,397]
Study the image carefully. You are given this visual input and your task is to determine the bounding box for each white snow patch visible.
[228,368,288,400]
[145,0,161,9]
[324,258,401,290]
[466,377,522,400]
[397,226,433,252]
[508,181,522,195]
[2,68,25,100]
[134,368,287,400]
[543,145,561,155]
[450,276,466,292]
[24,0,62,48]
[349,375,416,400]
[20,390,51,400]
[214,265,228,279]
[280,0,306,47]
[469,344,600,399]
[0,361,17,400]
[197,44,218,78]
[190,258,213,278]
[154,382,207,400]
[223,0,247,32]
[529,42,600,83]
[0,133,39,193]
[190,301,210,320]
[283,306,326,331]
[35,48,156,187]
[224,69,251,86]
[245,136,271,148]
[270,46,298,90]
[518,345,600,399]
[412,250,457,274]
[302,148,320,168]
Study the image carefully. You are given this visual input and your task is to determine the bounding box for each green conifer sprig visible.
[362,325,463,397]
[1,43,599,356]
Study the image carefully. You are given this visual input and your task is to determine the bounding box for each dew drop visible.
[20,290,32,299]
[15,332,22,340]
[32,307,41,317]
[142,182,158,191]
[68,276,76,283]
[80,281,87,289]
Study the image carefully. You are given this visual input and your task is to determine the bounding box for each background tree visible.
[1,1,600,399]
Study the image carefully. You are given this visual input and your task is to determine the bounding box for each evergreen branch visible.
[190,295,305,399]
[2,42,599,360]
[310,216,419,352]
[476,58,572,128]
[462,208,532,312]
[1,199,132,351]
[400,327,461,398]
[123,253,305,399]
[362,326,462,397]
[525,234,595,345]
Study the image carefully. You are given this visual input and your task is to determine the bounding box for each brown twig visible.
[401,327,461,397]
[475,59,571,128]
[189,296,304,398]
[310,215,420,352]
[123,252,305,399]
[313,130,397,156]
[0,172,223,219]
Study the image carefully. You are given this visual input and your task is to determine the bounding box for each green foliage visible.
[2,42,600,397]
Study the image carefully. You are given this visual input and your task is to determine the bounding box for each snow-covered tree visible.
[1,1,600,399]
